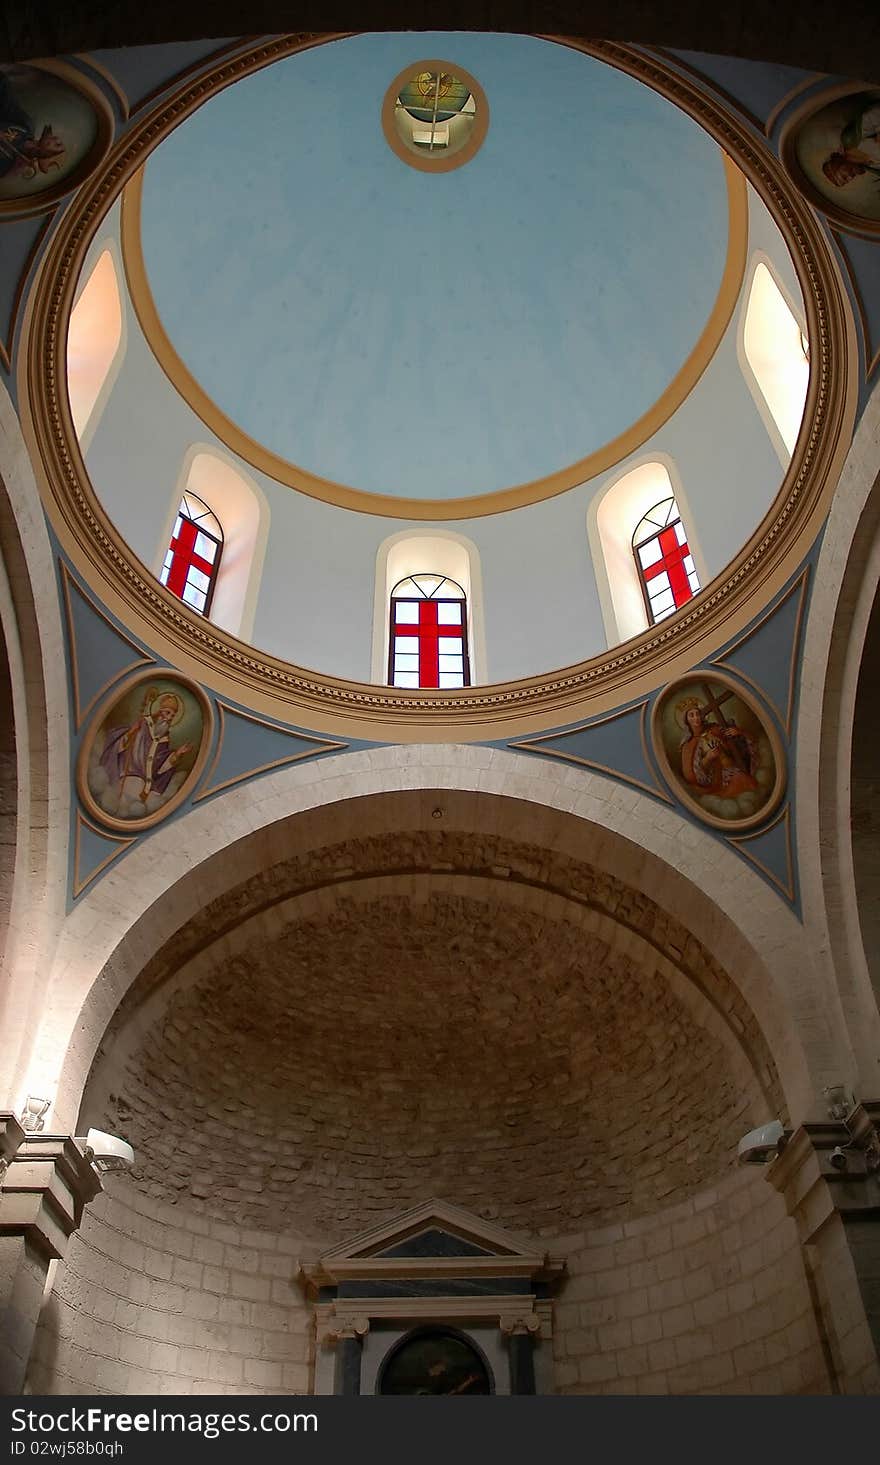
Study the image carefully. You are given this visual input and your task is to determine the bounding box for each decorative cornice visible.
[314,1295,554,1329]
[1,1134,103,1259]
[20,34,858,736]
[768,1102,880,1234]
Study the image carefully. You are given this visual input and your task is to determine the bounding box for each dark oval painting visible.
[0,64,102,207]
[793,90,880,229]
[78,672,212,832]
[652,674,785,830]
[379,1330,491,1395]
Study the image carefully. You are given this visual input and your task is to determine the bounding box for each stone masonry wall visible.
[26,1167,833,1396]
[0,643,16,963]
[26,1181,314,1396]
[552,1166,831,1395]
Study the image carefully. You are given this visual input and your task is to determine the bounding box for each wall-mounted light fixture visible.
[20,1097,51,1133]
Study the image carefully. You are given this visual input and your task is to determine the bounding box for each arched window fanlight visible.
[389,575,470,688]
[159,491,223,616]
[632,497,700,625]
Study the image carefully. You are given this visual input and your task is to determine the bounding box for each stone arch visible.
[77,867,781,1239]
[0,381,71,1111]
[29,743,850,1133]
[797,374,880,1095]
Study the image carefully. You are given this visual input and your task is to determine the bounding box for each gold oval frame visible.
[76,669,214,832]
[117,43,746,521]
[381,59,489,174]
[0,59,114,220]
[779,81,880,240]
[20,34,857,737]
[650,670,787,832]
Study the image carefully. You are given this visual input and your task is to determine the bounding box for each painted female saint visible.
[652,676,784,829]
[79,674,211,830]
[0,64,102,207]
[791,89,880,229]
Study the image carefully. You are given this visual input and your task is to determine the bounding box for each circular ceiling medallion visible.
[382,60,488,172]
[781,83,880,238]
[650,671,786,832]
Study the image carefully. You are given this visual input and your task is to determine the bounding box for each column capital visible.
[0,1134,102,1261]
[322,1313,370,1346]
[499,1313,542,1338]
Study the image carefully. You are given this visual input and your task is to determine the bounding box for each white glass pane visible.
[647,569,670,592]
[186,566,211,593]
[668,499,679,522]
[393,671,419,687]
[172,516,183,540]
[638,539,662,569]
[683,555,696,575]
[675,521,687,546]
[439,580,465,599]
[182,583,207,613]
[413,123,450,145]
[652,603,676,623]
[650,587,675,612]
[437,602,462,624]
[159,565,170,585]
[412,575,441,597]
[193,531,218,563]
[393,654,419,672]
[439,654,463,670]
[437,637,463,655]
[688,572,700,593]
[393,602,419,624]
[439,671,465,688]
[393,635,419,654]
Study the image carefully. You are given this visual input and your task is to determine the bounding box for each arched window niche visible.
[66,243,125,452]
[738,252,809,465]
[588,456,707,647]
[155,447,268,641]
[372,530,487,686]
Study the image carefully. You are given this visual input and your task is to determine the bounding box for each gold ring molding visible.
[118,67,746,520]
[21,34,858,739]
[381,60,490,175]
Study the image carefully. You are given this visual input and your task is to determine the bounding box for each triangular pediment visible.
[298,1200,567,1296]
[320,1199,539,1264]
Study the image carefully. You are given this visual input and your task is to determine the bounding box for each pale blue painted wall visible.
[82,81,807,685]
[139,31,728,501]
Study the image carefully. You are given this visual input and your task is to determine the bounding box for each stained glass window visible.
[159,491,223,616]
[389,575,470,688]
[632,497,700,625]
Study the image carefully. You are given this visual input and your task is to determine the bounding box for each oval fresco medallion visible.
[0,62,111,214]
[651,672,786,831]
[783,86,880,236]
[77,671,213,832]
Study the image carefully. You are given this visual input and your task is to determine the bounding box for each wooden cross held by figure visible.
[696,682,748,774]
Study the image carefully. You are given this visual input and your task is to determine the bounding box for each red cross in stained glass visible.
[642,524,694,608]
[165,517,216,602]
[392,599,462,688]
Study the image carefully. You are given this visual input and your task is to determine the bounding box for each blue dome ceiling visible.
[138,32,731,502]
